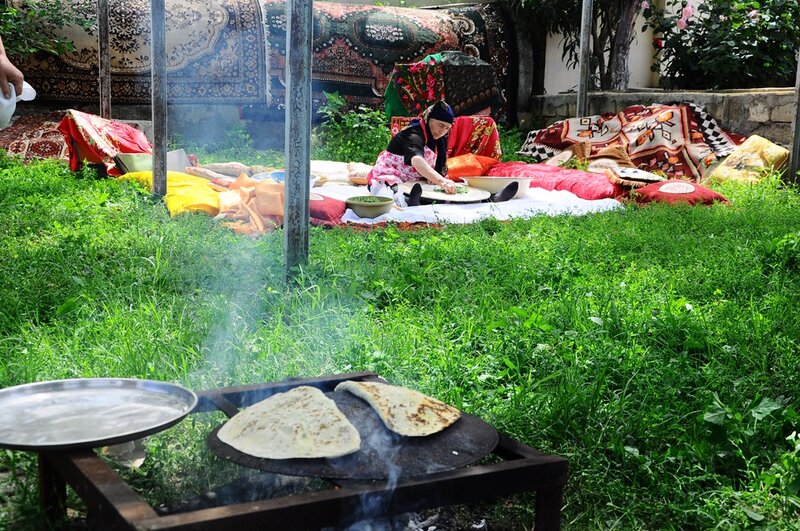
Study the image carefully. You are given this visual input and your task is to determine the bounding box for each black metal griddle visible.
[35,372,569,530]
[207,389,499,480]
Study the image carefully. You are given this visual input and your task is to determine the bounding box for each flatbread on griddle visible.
[217,386,361,459]
[335,380,461,437]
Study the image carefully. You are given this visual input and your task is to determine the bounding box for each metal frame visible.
[38,372,568,530]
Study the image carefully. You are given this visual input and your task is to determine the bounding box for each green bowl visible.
[346,195,393,218]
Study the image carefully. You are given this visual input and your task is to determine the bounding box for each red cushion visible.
[309,193,346,226]
[632,180,728,205]
[488,162,624,200]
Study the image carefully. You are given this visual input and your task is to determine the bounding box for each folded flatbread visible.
[217,386,361,459]
[335,381,461,437]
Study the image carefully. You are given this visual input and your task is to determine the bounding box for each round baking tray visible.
[0,378,197,451]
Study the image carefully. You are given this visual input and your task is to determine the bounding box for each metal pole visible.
[151,0,167,197]
[576,0,593,118]
[283,0,313,279]
[97,0,111,118]
[790,48,800,182]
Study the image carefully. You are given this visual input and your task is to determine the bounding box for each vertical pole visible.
[151,0,168,197]
[38,453,67,525]
[576,0,593,118]
[534,486,563,530]
[284,0,313,280]
[790,50,800,182]
[97,0,111,119]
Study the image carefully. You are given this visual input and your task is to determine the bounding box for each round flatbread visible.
[398,180,491,203]
[217,386,361,459]
[335,381,461,437]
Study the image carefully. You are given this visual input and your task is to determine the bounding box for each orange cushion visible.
[447,153,499,178]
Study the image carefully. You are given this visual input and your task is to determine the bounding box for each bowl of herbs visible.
[346,195,393,218]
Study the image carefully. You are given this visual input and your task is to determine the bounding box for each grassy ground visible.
[0,153,799,530]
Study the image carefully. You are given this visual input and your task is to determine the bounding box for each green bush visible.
[313,91,391,164]
[0,0,93,58]
[645,0,800,89]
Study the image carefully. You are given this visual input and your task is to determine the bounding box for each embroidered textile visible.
[58,110,153,176]
[385,51,500,119]
[391,115,501,160]
[258,1,515,119]
[518,104,745,180]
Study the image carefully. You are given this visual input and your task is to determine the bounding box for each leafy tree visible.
[502,0,647,91]
[644,0,800,89]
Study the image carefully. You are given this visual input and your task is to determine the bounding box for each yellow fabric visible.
[707,135,789,184]
[118,170,287,234]
[119,171,220,216]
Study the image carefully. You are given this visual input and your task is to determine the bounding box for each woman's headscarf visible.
[422,100,454,124]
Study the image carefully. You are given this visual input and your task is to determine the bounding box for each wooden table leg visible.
[38,453,67,527]
[535,486,563,530]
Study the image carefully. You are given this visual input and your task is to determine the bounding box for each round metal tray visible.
[0,378,198,451]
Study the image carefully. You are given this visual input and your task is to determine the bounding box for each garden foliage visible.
[0,0,93,59]
[645,0,800,89]
[0,153,799,528]
[314,91,391,165]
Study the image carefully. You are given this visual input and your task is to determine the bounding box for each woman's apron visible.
[368,124,437,187]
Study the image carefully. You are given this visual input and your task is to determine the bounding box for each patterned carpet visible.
[16,1,515,118]
[16,0,269,104]
[0,112,69,162]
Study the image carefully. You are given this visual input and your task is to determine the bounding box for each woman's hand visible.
[438,179,457,194]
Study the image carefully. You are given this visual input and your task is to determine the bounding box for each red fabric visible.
[309,193,347,227]
[390,115,502,159]
[446,116,501,159]
[631,179,728,205]
[57,110,152,176]
[488,162,625,200]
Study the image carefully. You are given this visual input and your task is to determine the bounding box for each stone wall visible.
[518,88,796,146]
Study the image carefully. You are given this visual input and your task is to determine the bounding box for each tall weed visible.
[313,91,391,164]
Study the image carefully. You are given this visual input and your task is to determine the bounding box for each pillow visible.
[310,193,346,227]
[707,135,789,184]
[632,179,728,205]
[446,153,483,179]
[347,162,372,185]
[488,162,625,200]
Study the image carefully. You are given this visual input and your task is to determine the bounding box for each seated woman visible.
[368,100,517,206]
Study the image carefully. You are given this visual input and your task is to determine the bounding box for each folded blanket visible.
[518,103,745,181]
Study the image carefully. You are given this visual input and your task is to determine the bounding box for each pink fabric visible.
[369,145,437,187]
[488,162,625,200]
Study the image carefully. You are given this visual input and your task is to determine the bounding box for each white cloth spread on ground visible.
[315,184,622,225]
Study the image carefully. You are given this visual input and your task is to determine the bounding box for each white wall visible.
[544,13,657,94]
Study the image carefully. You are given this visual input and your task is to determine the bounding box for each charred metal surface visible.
[38,372,569,530]
[207,391,499,479]
[42,450,157,530]
[192,371,379,413]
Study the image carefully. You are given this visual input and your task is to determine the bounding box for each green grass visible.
[0,154,799,529]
